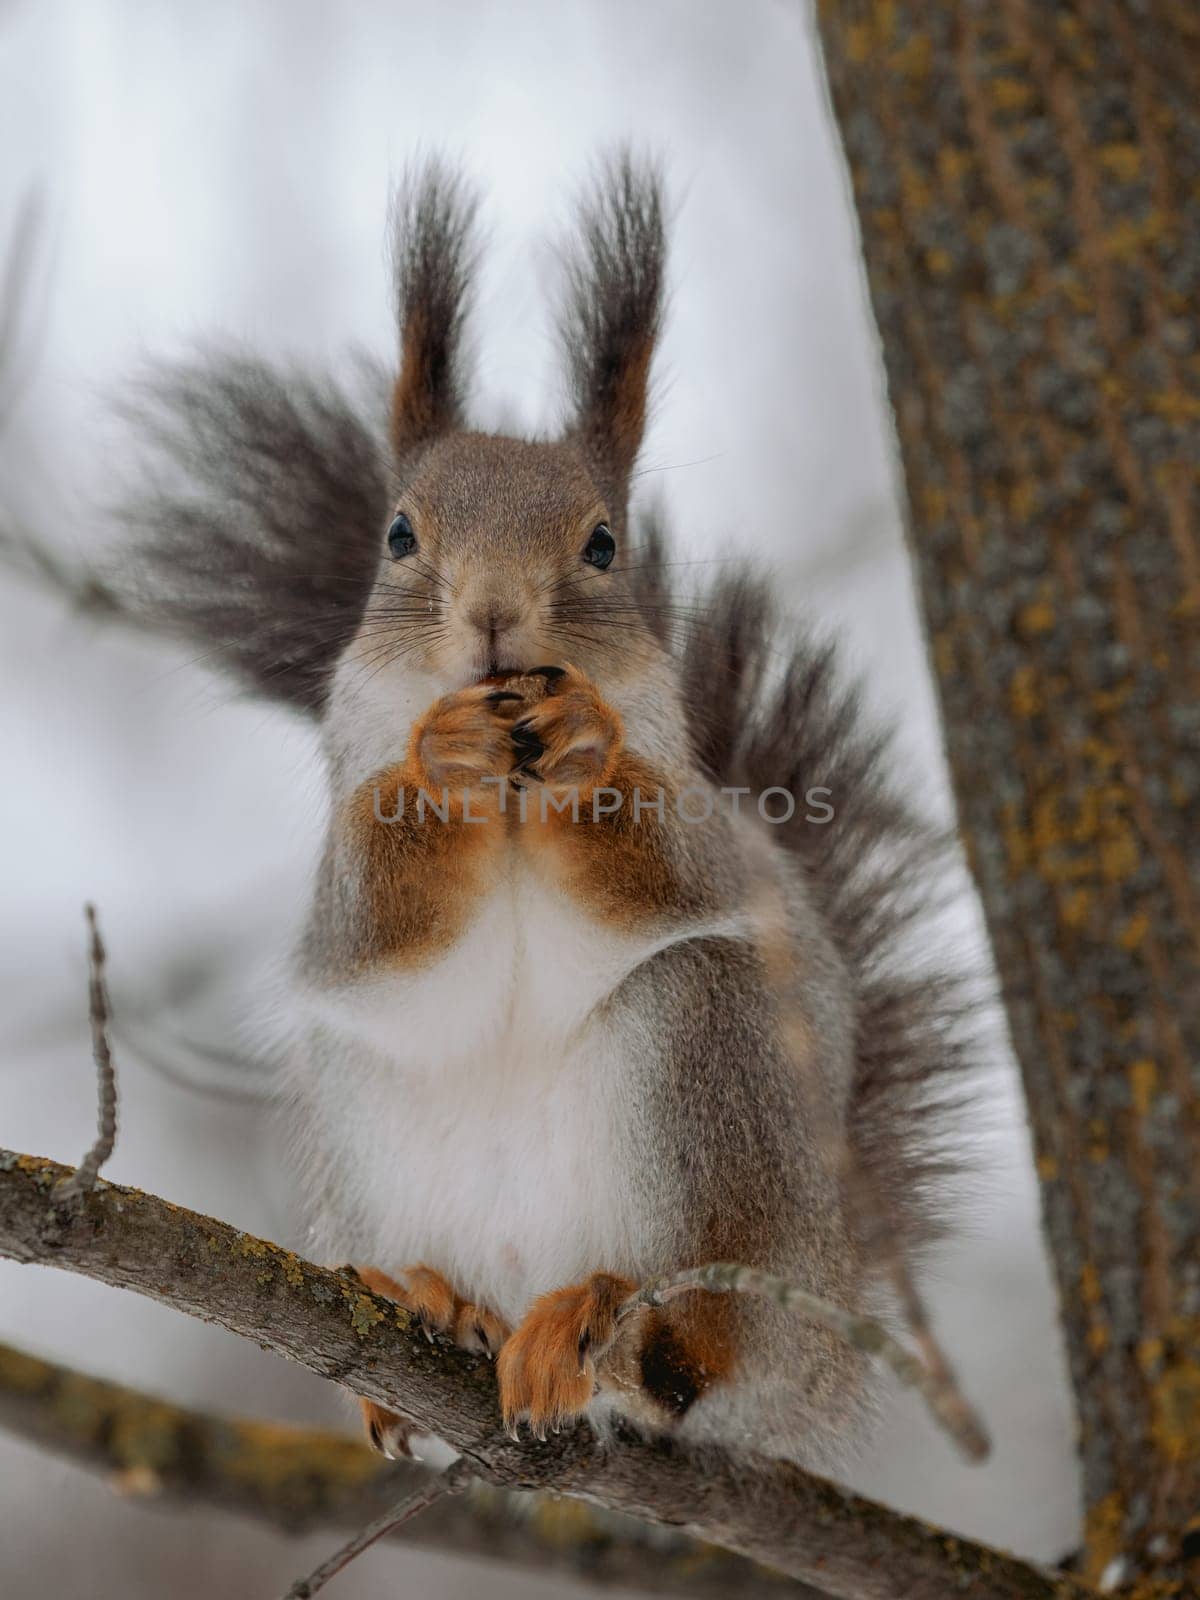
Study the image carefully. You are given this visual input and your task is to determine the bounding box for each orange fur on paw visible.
[496,1271,635,1439]
[509,667,623,794]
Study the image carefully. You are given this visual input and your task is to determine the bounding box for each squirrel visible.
[120,153,976,1466]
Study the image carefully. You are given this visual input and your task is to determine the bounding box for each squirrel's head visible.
[347,153,666,695]
[124,152,671,717]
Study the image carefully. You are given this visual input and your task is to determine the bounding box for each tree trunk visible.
[814,2,1200,1591]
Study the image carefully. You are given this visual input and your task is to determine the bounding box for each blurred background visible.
[0,2,1081,1595]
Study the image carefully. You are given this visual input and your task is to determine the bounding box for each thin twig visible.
[874,1242,990,1461]
[614,1263,989,1462]
[53,904,118,1203]
[282,1459,473,1600]
[838,1145,991,1460]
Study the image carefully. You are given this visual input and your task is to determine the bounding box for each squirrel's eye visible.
[387,513,417,560]
[582,523,615,571]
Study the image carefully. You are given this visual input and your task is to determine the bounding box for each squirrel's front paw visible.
[354,1264,510,1456]
[496,1271,635,1439]
[509,667,623,793]
[412,683,535,792]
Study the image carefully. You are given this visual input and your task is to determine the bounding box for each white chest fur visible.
[290,856,685,1324]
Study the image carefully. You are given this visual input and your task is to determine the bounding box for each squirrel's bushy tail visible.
[629,512,983,1263]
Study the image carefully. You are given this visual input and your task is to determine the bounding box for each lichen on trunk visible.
[815,1,1200,1590]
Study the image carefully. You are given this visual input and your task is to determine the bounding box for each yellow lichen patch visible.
[1016,599,1055,637]
[1008,479,1037,520]
[846,21,872,62]
[1150,1352,1200,1464]
[899,162,932,215]
[1149,390,1200,424]
[990,77,1034,111]
[872,0,896,42]
[1137,1337,1164,1376]
[109,1400,187,1473]
[1027,791,1086,882]
[279,1252,305,1288]
[1083,1492,1125,1587]
[225,1421,384,1493]
[1080,1263,1103,1307]
[1036,1153,1059,1182]
[232,1235,271,1260]
[1099,830,1139,882]
[920,484,948,523]
[1099,143,1142,181]
[937,146,972,186]
[1104,213,1168,260]
[1059,887,1092,930]
[0,1344,51,1396]
[1081,734,1120,772]
[531,1494,606,1549]
[50,1373,114,1444]
[1087,1323,1109,1355]
[1092,683,1132,715]
[1010,665,1041,718]
[1021,776,1142,888]
[932,629,956,679]
[925,247,954,277]
[1061,271,1094,313]
[14,1153,57,1178]
[890,33,930,80]
[345,1291,385,1338]
[1129,1059,1158,1116]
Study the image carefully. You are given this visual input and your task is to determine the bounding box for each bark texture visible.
[0,1152,1094,1600]
[0,1337,823,1600]
[815,4,1200,1592]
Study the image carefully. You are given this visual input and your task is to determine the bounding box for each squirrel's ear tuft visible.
[558,151,666,521]
[389,159,478,458]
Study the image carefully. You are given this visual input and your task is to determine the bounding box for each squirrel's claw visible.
[510,719,546,777]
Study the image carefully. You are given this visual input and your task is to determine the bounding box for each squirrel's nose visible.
[466,599,522,637]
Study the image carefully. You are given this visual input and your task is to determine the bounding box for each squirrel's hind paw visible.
[496,1271,635,1440]
[353,1262,511,1454]
[359,1399,416,1461]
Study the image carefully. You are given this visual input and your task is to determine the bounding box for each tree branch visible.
[0,1150,1095,1600]
[0,1335,826,1597]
